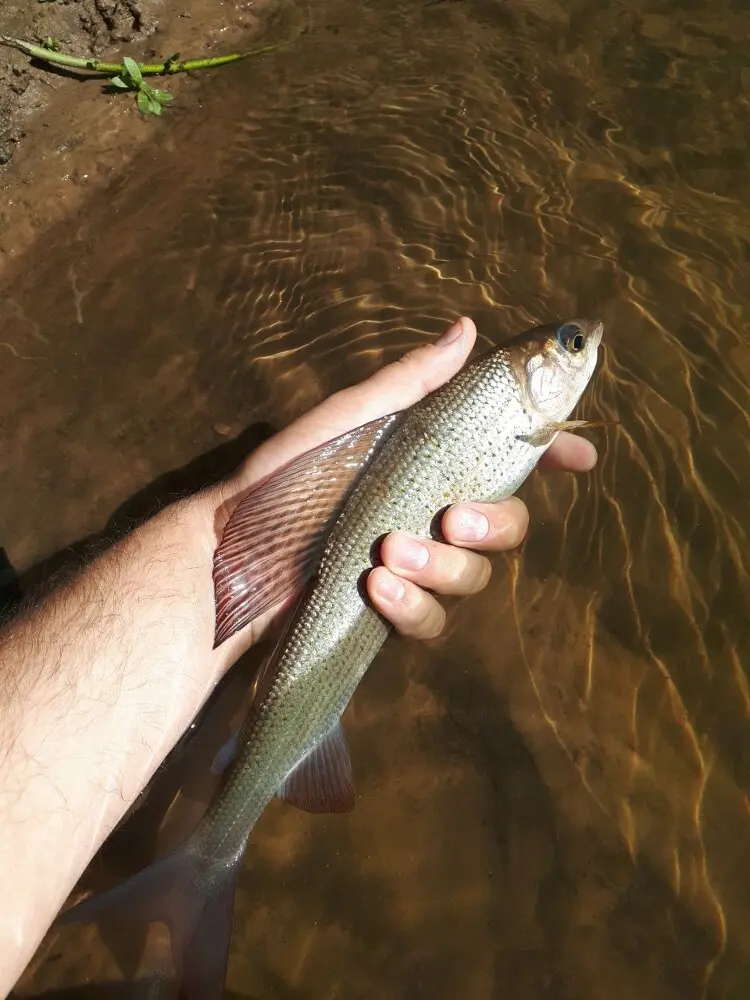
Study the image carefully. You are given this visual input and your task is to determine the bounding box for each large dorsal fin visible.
[213,413,401,646]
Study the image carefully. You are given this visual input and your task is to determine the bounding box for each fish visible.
[58,317,603,997]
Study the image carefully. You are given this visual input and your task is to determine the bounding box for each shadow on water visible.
[16,421,274,595]
[425,643,725,998]
[5,0,750,995]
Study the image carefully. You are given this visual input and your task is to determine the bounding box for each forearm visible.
[0,495,224,993]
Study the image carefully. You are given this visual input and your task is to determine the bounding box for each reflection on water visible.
[5,0,750,995]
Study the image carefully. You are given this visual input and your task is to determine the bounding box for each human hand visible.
[210,316,597,664]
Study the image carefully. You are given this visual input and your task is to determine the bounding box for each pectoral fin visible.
[517,419,615,447]
[213,413,403,646]
[277,720,355,814]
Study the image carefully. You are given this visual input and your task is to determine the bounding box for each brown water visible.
[5,0,750,996]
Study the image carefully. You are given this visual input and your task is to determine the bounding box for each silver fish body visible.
[205,323,602,852]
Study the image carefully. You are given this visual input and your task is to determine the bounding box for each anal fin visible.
[277,720,355,814]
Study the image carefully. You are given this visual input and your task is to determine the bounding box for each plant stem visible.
[0,35,281,76]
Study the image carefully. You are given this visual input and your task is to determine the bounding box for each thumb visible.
[313,315,477,430]
[229,316,477,489]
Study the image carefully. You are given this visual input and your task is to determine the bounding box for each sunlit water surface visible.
[5,0,750,997]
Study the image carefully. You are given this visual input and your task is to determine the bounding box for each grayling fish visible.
[59,318,603,997]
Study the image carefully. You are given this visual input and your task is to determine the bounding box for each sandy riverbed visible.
[0,0,293,267]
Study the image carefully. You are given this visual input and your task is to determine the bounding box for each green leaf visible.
[152,89,173,103]
[148,95,163,115]
[136,89,150,115]
[123,56,142,85]
[109,75,130,89]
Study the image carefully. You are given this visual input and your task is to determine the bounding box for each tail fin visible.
[58,833,245,1000]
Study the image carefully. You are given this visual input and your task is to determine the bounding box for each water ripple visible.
[7,0,750,995]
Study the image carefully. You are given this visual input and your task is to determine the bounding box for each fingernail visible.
[455,507,489,541]
[376,573,405,602]
[393,537,429,571]
[435,318,465,347]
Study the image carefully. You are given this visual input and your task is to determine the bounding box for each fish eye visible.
[556,323,585,353]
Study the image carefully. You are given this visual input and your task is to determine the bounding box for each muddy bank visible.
[0,0,298,265]
[0,0,153,169]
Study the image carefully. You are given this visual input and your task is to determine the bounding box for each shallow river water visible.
[5,0,750,996]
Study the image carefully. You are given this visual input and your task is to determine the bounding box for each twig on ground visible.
[0,36,282,116]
